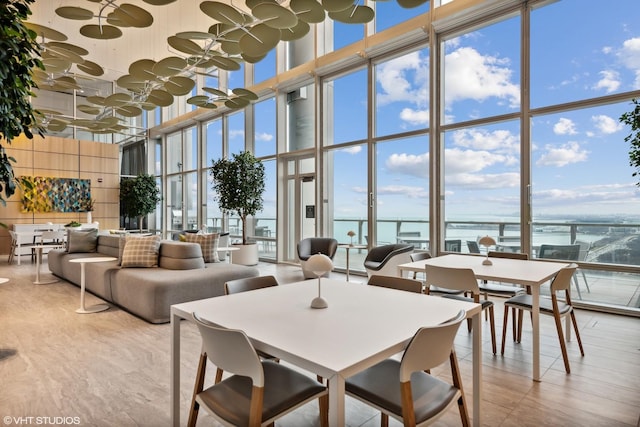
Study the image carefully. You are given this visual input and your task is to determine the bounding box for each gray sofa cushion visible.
[97,234,120,258]
[67,229,98,253]
[159,241,205,270]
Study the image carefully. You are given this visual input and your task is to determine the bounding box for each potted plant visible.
[620,98,640,185]
[120,174,161,233]
[210,151,265,265]
[81,197,95,223]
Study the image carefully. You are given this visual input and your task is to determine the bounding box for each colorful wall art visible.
[20,176,91,213]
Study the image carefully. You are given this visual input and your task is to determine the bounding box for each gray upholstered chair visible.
[297,237,338,279]
[363,244,413,278]
[188,313,328,427]
[345,310,469,426]
[367,274,423,293]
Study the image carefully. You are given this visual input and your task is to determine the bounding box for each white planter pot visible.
[231,243,259,266]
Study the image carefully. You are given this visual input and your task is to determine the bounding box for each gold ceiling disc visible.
[241,52,267,63]
[77,104,102,115]
[99,116,123,126]
[86,96,106,106]
[200,1,246,25]
[47,119,68,132]
[147,89,174,107]
[290,0,326,24]
[218,28,246,55]
[129,59,158,81]
[207,55,242,71]
[251,3,298,30]
[187,95,210,105]
[42,57,72,73]
[397,0,428,7]
[80,24,123,39]
[238,24,281,58]
[168,36,204,56]
[44,41,89,56]
[106,12,132,28]
[321,0,354,12]
[187,56,215,68]
[44,46,85,64]
[32,69,49,80]
[153,56,187,77]
[55,6,94,20]
[246,0,278,8]
[175,31,213,40]
[143,0,178,5]
[71,118,97,127]
[164,76,196,96]
[328,5,374,23]
[115,105,143,117]
[111,4,154,28]
[116,75,147,92]
[104,93,132,107]
[76,60,104,76]
[140,102,157,111]
[55,76,81,90]
[225,97,250,109]
[35,108,63,116]
[208,22,235,37]
[24,23,68,41]
[203,87,228,97]
[232,88,259,100]
[279,19,310,41]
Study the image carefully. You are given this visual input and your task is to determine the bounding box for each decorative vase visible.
[86,211,92,224]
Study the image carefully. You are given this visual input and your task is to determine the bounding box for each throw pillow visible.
[121,234,161,268]
[67,228,98,253]
[183,232,220,263]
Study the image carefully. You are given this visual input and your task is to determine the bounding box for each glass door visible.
[283,155,316,262]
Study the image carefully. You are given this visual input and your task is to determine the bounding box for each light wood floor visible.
[1,260,639,427]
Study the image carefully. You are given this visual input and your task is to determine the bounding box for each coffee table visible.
[33,244,65,285]
[338,244,367,281]
[69,257,116,313]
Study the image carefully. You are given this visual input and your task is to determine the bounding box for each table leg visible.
[170,311,181,427]
[327,374,345,426]
[17,241,21,265]
[531,285,541,381]
[33,247,58,285]
[76,262,109,314]
[345,248,350,281]
[472,309,482,427]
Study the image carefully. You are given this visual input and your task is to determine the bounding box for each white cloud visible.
[451,128,520,156]
[591,114,623,134]
[445,147,507,174]
[342,146,362,155]
[617,37,640,89]
[255,132,273,142]
[593,70,621,93]
[386,152,429,178]
[376,51,428,108]
[229,129,244,139]
[446,172,520,189]
[533,182,639,208]
[399,108,429,126]
[553,118,578,135]
[376,184,427,199]
[444,46,520,108]
[535,141,589,167]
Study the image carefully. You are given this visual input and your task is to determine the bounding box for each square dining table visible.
[398,254,570,382]
[170,278,483,426]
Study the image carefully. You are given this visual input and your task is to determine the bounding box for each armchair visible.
[363,244,413,278]
[297,237,338,279]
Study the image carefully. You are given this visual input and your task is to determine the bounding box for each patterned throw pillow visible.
[183,233,220,263]
[121,234,161,268]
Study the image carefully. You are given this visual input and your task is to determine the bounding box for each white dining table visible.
[170,279,483,426]
[398,254,569,382]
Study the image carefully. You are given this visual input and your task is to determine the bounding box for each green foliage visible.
[120,174,161,231]
[210,151,265,245]
[0,0,44,205]
[620,98,640,186]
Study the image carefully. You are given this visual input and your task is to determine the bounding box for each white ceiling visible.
[29,0,230,83]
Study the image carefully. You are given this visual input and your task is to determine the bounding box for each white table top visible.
[69,257,117,264]
[399,253,568,286]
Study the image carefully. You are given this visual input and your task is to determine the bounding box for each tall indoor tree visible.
[120,174,161,232]
[0,0,43,205]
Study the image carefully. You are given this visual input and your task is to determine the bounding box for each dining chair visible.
[425,265,497,354]
[466,240,481,254]
[538,244,587,299]
[501,263,584,374]
[188,313,328,427]
[367,274,423,293]
[409,252,465,296]
[345,310,469,427]
[363,243,413,278]
[445,239,462,252]
[297,237,338,279]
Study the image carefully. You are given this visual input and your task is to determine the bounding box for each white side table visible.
[33,244,65,285]
[217,246,239,263]
[338,244,367,282]
[69,257,116,313]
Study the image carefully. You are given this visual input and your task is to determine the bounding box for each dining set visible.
[170,251,581,426]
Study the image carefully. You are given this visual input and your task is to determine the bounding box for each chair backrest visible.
[365,244,413,263]
[467,240,480,254]
[550,263,578,293]
[409,251,431,262]
[192,313,264,386]
[40,230,65,243]
[225,275,279,295]
[488,250,528,260]
[424,264,480,294]
[297,237,339,260]
[445,239,462,252]
[400,310,465,381]
[367,275,423,293]
[538,244,579,261]
[574,240,591,261]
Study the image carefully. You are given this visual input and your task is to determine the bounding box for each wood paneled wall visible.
[0,134,120,255]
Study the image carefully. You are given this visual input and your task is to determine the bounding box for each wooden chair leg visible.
[488,306,497,355]
[570,311,585,356]
[511,308,517,341]
[552,310,571,374]
[188,352,207,427]
[450,350,470,427]
[501,306,509,355]
[380,413,389,427]
[214,367,223,384]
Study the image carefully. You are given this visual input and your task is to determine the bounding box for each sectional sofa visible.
[48,233,259,323]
